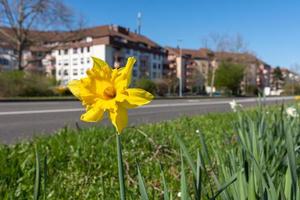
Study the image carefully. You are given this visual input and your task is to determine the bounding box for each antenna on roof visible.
[137,12,142,34]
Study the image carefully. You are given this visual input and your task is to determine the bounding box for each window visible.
[81,58,84,64]
[87,47,90,52]
[58,50,61,55]
[64,49,68,55]
[86,37,92,42]
[157,72,161,78]
[73,58,78,65]
[133,69,137,77]
[153,63,157,69]
[87,57,90,63]
[152,71,157,78]
[0,58,9,65]
[81,68,85,75]
[158,64,161,69]
[58,70,61,75]
[138,43,147,48]
[73,69,78,75]
[63,69,68,76]
[73,48,78,54]
[81,47,84,53]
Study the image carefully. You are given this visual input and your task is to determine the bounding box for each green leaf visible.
[176,135,196,176]
[284,164,292,200]
[210,173,237,200]
[137,164,149,200]
[284,122,298,200]
[34,146,41,200]
[198,131,211,166]
[160,164,169,200]
[195,151,202,200]
[180,152,189,200]
[248,170,255,200]
[43,155,47,200]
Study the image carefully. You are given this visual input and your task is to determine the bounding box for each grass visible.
[0,110,236,199]
[0,103,299,199]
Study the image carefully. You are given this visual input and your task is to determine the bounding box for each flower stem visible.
[117,134,126,200]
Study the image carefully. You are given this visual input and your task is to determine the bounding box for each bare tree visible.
[202,33,250,96]
[0,0,75,70]
[203,33,248,53]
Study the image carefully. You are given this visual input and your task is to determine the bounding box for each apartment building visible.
[165,47,273,95]
[0,25,165,85]
[0,25,290,96]
[213,52,272,94]
[52,25,165,85]
[165,47,211,93]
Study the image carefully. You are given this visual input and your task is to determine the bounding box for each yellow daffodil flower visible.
[67,57,154,133]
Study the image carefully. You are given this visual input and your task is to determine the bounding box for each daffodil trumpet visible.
[68,56,153,200]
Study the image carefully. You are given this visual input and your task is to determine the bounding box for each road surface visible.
[0,96,293,144]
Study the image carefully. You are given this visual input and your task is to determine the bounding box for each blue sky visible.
[65,0,300,68]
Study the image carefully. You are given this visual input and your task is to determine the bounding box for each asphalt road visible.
[0,96,294,144]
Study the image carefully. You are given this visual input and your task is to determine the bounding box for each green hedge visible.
[0,71,56,97]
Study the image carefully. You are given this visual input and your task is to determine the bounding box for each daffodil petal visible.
[67,79,96,106]
[89,57,112,79]
[114,57,136,90]
[111,68,122,81]
[119,88,154,108]
[80,101,105,122]
[101,99,117,111]
[109,106,128,134]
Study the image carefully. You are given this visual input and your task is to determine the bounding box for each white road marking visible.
[0,108,85,115]
[0,97,293,116]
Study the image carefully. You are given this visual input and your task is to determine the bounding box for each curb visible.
[0,97,77,102]
[0,95,292,102]
[0,95,254,102]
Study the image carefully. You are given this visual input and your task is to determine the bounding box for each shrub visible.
[244,84,258,96]
[0,71,55,97]
[135,78,156,95]
[154,79,168,96]
[282,83,300,95]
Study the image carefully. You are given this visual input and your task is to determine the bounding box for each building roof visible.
[0,25,164,53]
[166,47,212,59]
[214,51,259,63]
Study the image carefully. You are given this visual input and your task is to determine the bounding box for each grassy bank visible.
[0,104,299,199]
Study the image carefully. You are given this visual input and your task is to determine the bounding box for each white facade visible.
[54,43,164,85]
[55,45,93,85]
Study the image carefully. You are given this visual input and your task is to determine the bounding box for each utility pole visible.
[178,39,183,97]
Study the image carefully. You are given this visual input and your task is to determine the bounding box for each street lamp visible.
[207,51,215,97]
[178,39,183,97]
[289,73,295,95]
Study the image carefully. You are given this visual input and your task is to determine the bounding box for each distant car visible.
[213,92,221,97]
